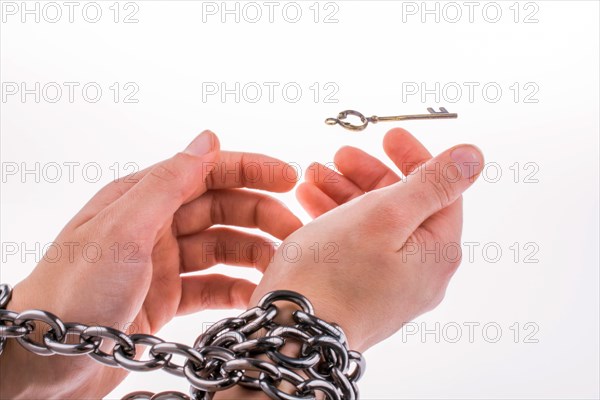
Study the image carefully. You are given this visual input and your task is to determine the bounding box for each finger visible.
[177,274,256,315]
[305,162,363,204]
[174,189,302,240]
[73,151,298,228]
[179,227,276,273]
[383,128,433,176]
[207,151,298,192]
[296,182,339,218]
[331,128,433,194]
[379,145,483,241]
[333,146,400,192]
[94,131,220,234]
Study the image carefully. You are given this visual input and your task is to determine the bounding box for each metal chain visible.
[0,284,364,399]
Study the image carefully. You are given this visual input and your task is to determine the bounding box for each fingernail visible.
[184,131,214,156]
[450,145,484,179]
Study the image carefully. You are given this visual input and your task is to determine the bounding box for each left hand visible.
[2,131,303,399]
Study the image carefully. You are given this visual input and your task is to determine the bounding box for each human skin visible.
[0,129,483,399]
[0,131,304,399]
[251,128,483,350]
[216,128,483,399]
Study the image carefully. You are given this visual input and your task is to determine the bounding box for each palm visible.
[294,127,464,317]
[251,128,476,351]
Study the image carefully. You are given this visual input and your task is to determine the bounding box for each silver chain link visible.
[0,284,364,399]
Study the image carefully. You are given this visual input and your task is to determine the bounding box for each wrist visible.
[249,284,368,352]
[0,283,118,399]
[217,289,364,400]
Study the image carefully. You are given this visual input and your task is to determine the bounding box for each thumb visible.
[105,131,220,233]
[381,144,484,238]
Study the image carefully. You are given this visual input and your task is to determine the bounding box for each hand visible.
[1,131,302,399]
[251,128,484,352]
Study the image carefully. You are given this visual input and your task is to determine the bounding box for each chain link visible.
[0,284,364,399]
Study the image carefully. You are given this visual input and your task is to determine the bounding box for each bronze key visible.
[325,107,458,132]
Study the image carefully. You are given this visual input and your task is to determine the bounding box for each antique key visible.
[325,107,458,132]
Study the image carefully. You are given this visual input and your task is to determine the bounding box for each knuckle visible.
[96,210,127,239]
[212,237,228,264]
[205,166,217,188]
[228,280,240,308]
[210,194,227,225]
[150,163,181,185]
[427,177,455,209]
[200,287,216,308]
[149,154,189,198]
[255,195,285,224]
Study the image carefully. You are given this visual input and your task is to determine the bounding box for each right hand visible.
[250,128,484,352]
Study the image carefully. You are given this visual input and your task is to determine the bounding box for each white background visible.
[1,1,599,399]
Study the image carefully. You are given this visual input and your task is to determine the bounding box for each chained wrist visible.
[0,284,365,400]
